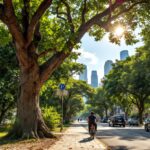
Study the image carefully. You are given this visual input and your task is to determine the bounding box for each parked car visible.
[108,115,126,127]
[101,117,108,123]
[144,118,150,132]
[127,118,139,126]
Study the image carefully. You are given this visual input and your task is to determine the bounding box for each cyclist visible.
[87,112,97,133]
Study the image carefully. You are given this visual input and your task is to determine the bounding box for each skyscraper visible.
[79,65,88,82]
[104,60,113,75]
[91,70,98,88]
[120,50,129,60]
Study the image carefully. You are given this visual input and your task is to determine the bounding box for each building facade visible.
[120,50,129,60]
[79,65,88,82]
[104,60,113,75]
[91,70,98,88]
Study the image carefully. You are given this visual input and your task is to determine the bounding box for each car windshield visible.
[132,118,138,120]
[116,116,123,119]
[145,118,150,122]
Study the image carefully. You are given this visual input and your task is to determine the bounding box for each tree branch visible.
[76,0,148,42]
[62,0,74,33]
[96,2,138,32]
[129,95,137,105]
[3,0,29,68]
[38,48,56,58]
[22,0,30,36]
[55,6,67,21]
[27,0,53,47]
[81,0,87,25]
[135,98,141,109]
[76,1,120,42]
[3,0,25,47]
[40,52,69,84]
[106,0,147,26]
[39,29,77,83]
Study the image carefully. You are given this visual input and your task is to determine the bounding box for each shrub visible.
[42,106,61,130]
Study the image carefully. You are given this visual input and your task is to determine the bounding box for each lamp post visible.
[56,84,68,132]
[60,94,64,131]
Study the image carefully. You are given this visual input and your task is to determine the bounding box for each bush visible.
[42,106,61,130]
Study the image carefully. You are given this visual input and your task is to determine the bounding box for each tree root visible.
[4,122,56,140]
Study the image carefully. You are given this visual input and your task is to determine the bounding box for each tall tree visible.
[63,79,94,123]
[0,0,149,138]
[88,88,113,118]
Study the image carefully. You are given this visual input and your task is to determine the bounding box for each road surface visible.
[96,123,150,150]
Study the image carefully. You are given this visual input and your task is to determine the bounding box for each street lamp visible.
[56,84,68,132]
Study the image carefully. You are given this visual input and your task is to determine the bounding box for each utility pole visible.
[56,83,68,132]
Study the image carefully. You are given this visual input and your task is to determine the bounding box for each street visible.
[96,123,150,150]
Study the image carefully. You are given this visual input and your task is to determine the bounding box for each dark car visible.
[127,117,139,126]
[144,118,150,132]
[109,115,126,127]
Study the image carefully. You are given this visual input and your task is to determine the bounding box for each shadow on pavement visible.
[96,128,150,141]
[110,145,129,150]
[79,137,93,143]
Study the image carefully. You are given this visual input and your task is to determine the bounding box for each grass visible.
[0,125,10,138]
[52,123,71,132]
[0,122,71,145]
[0,123,71,149]
[0,132,7,138]
[0,124,70,147]
[0,123,71,138]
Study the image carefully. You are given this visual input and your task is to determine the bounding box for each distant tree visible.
[88,88,113,118]
[63,79,94,123]
[104,53,150,124]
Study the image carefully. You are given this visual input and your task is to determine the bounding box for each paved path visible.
[50,122,108,150]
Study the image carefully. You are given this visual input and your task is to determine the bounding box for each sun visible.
[114,26,124,36]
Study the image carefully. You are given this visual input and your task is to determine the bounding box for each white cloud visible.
[74,48,98,65]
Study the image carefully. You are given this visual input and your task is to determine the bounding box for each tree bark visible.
[105,107,108,118]
[138,109,144,125]
[138,104,144,125]
[0,111,5,125]
[8,57,54,139]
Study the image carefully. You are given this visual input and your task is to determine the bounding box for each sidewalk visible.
[50,122,108,150]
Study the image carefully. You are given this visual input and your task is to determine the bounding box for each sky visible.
[76,33,143,84]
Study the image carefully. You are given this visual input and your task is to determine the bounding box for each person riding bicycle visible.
[87,112,97,133]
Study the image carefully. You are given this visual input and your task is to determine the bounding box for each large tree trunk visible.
[137,99,144,125]
[138,107,144,125]
[9,62,54,139]
[105,107,108,118]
